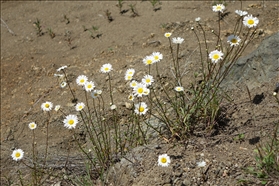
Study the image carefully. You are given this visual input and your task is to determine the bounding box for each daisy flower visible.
[133,83,147,97]
[175,86,184,92]
[126,68,135,76]
[41,101,53,111]
[143,88,150,96]
[197,161,206,168]
[212,4,225,13]
[54,105,61,112]
[100,63,113,73]
[54,74,64,77]
[243,15,259,28]
[152,52,163,63]
[227,35,241,46]
[142,75,154,86]
[76,75,88,86]
[57,65,67,72]
[91,90,99,98]
[28,122,37,130]
[84,81,95,92]
[235,10,248,16]
[164,32,172,38]
[128,94,134,101]
[63,115,78,129]
[130,80,138,88]
[143,55,154,65]
[172,37,184,44]
[110,105,117,110]
[75,102,85,111]
[134,102,148,115]
[209,50,224,63]
[11,149,24,161]
[125,74,133,81]
[60,81,67,88]
[96,90,102,95]
[158,154,171,167]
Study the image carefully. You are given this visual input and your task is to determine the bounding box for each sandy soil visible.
[1,1,278,185]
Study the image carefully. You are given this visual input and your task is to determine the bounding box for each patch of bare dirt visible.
[1,1,278,185]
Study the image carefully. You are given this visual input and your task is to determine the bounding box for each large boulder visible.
[222,32,279,90]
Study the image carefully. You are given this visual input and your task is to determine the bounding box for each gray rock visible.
[222,32,279,89]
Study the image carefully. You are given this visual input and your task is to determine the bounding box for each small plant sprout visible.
[28,122,37,130]
[33,18,43,36]
[63,114,78,129]
[76,75,88,86]
[47,28,55,39]
[75,102,85,111]
[105,10,114,22]
[212,4,225,13]
[11,149,24,161]
[243,15,259,28]
[150,0,162,12]
[100,63,113,73]
[129,4,139,17]
[158,154,171,167]
[209,50,224,63]
[63,14,70,24]
[134,102,148,115]
[227,35,241,46]
[117,0,124,13]
[41,101,53,112]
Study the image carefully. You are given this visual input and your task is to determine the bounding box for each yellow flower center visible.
[127,76,132,80]
[147,60,152,64]
[248,19,254,25]
[213,54,220,60]
[139,106,145,112]
[79,106,83,109]
[80,79,84,83]
[104,67,109,71]
[154,56,159,60]
[45,104,49,108]
[132,82,137,87]
[165,33,171,37]
[231,38,237,43]
[161,157,167,163]
[68,119,74,125]
[87,84,92,89]
[31,124,35,128]
[146,79,151,83]
[128,95,133,100]
[15,152,21,158]
[137,88,144,94]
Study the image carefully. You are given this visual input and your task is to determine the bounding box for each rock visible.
[222,32,279,90]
